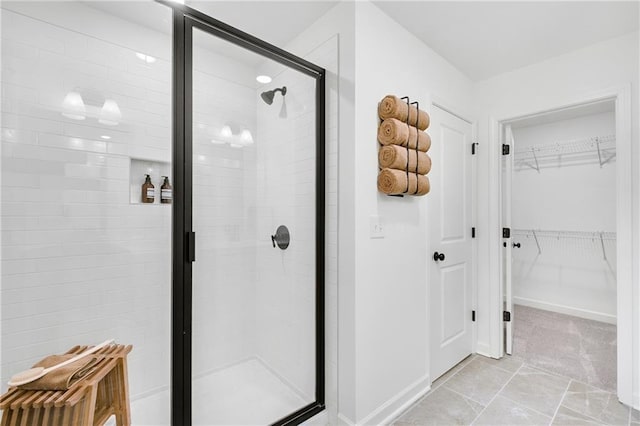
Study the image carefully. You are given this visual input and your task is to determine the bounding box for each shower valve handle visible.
[271,225,290,250]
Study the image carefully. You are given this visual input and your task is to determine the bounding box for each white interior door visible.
[503,125,514,355]
[429,105,474,381]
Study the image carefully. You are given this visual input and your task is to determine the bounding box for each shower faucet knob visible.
[271,225,290,250]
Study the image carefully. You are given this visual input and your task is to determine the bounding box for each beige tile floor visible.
[513,305,617,392]
[393,355,640,426]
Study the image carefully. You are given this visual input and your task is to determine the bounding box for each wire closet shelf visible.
[514,134,616,172]
[513,229,616,260]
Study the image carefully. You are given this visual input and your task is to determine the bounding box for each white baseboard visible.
[475,342,496,359]
[302,410,328,426]
[514,297,616,324]
[337,413,356,426]
[356,375,430,426]
[130,384,169,402]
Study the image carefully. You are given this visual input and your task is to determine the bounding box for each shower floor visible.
[193,358,308,425]
[125,358,307,425]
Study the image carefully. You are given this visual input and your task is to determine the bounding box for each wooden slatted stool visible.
[0,344,132,426]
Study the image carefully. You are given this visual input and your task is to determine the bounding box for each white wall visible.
[282,3,354,424]
[512,112,616,232]
[511,111,617,322]
[473,31,639,408]
[276,3,476,423]
[346,2,474,423]
[1,2,173,420]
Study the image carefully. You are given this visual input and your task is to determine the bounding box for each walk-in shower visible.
[1,1,325,425]
[185,18,324,423]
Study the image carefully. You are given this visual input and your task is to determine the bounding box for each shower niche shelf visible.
[129,158,171,205]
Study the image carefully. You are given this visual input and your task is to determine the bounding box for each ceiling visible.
[85,1,638,81]
[373,1,639,81]
[86,1,337,48]
[85,1,337,68]
[187,1,338,48]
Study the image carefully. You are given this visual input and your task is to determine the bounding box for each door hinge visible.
[472,227,476,238]
[472,142,478,155]
[502,228,511,238]
[503,311,511,322]
[472,310,476,322]
[187,231,196,262]
[502,144,510,155]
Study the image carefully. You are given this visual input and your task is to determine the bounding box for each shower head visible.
[260,86,287,105]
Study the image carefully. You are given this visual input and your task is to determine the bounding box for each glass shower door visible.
[184,15,324,426]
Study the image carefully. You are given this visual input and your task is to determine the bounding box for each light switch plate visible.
[370,215,385,239]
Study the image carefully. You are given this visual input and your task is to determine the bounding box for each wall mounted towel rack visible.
[378,95,431,197]
[514,134,616,172]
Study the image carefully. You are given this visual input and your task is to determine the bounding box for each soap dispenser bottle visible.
[161,176,172,204]
[142,174,155,203]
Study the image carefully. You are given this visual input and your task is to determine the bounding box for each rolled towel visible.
[378,118,431,152]
[378,95,430,130]
[17,354,99,390]
[378,168,430,196]
[379,145,432,175]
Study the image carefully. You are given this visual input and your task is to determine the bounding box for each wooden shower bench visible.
[0,344,132,426]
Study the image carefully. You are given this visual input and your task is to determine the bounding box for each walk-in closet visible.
[504,100,617,392]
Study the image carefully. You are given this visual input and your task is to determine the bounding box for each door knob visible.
[513,242,521,248]
[433,251,445,262]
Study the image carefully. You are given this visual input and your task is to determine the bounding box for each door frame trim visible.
[491,85,634,407]
[161,1,326,424]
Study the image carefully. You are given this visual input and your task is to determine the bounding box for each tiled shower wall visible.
[255,36,338,403]
[190,36,258,375]
[255,64,317,402]
[1,3,173,403]
[1,2,340,423]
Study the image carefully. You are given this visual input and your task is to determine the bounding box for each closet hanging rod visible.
[514,134,615,171]
[513,229,616,240]
[513,229,616,259]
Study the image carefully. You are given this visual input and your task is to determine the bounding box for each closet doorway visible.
[500,99,620,393]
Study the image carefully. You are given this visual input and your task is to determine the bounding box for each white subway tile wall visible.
[254,69,317,403]
[191,31,259,377]
[1,2,340,424]
[189,30,339,424]
[1,4,173,421]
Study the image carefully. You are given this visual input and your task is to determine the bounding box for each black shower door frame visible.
[157,2,326,425]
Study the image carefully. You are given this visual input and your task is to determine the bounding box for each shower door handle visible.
[187,231,196,262]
